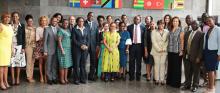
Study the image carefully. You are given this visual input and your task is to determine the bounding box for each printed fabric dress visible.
[97,31,106,77]
[57,28,73,68]
[102,31,120,72]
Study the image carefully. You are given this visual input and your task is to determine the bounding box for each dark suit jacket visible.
[84,20,99,51]
[15,23,26,49]
[183,29,204,62]
[71,26,90,53]
[127,23,145,46]
[144,26,152,53]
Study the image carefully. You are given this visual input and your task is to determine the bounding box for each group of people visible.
[0,11,219,93]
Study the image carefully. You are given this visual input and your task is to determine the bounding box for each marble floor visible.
[0,78,219,93]
[0,62,219,93]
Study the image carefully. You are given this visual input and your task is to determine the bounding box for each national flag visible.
[144,0,164,9]
[164,0,174,9]
[101,0,113,8]
[114,0,122,8]
[173,0,184,9]
[80,0,92,8]
[134,0,144,9]
[69,0,80,8]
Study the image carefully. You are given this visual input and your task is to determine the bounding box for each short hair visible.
[1,12,10,21]
[11,11,20,17]
[106,15,112,19]
[119,22,126,27]
[121,14,127,18]
[145,16,153,21]
[102,22,109,27]
[50,17,57,24]
[25,14,33,21]
[38,16,48,26]
[97,15,105,21]
[115,18,121,22]
[206,16,214,20]
[157,19,165,25]
[62,19,68,23]
[87,12,94,16]
[76,17,84,24]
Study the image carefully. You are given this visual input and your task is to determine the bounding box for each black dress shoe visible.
[129,77,134,81]
[52,80,58,84]
[181,86,191,90]
[191,87,198,92]
[80,81,86,84]
[73,81,80,85]
[47,80,53,85]
[136,77,141,81]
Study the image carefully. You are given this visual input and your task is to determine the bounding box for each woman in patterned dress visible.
[10,12,26,85]
[35,16,48,83]
[102,23,120,82]
[57,19,72,84]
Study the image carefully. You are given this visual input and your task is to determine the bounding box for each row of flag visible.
[69,0,184,10]
[69,0,122,8]
[133,0,184,10]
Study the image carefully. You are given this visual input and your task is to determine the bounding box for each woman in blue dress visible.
[118,22,132,80]
[203,17,220,92]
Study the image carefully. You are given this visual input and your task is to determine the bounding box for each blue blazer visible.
[71,26,90,52]
[203,25,220,55]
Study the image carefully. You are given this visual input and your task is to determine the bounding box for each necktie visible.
[89,22,92,29]
[187,31,194,54]
[133,25,138,44]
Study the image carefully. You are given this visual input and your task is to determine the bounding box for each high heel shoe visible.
[0,84,7,90]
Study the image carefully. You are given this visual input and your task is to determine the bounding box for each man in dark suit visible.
[43,17,59,85]
[127,16,145,81]
[182,20,204,92]
[84,12,99,81]
[72,17,90,85]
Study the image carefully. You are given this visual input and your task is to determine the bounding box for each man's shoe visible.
[191,87,198,92]
[47,80,53,85]
[52,80,58,84]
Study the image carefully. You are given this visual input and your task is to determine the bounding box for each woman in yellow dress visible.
[102,23,120,82]
[0,12,13,90]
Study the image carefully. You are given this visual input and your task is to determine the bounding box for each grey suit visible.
[183,29,204,87]
[43,26,58,81]
[84,20,99,79]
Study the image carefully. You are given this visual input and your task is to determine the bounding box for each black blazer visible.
[84,20,99,50]
[127,23,146,45]
[71,26,90,52]
[16,23,26,49]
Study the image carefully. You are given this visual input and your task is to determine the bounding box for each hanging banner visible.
[133,0,183,10]
[69,0,122,8]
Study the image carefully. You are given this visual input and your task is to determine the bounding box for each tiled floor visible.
[0,62,219,93]
[0,78,219,93]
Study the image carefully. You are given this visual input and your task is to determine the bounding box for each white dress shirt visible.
[133,23,141,43]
